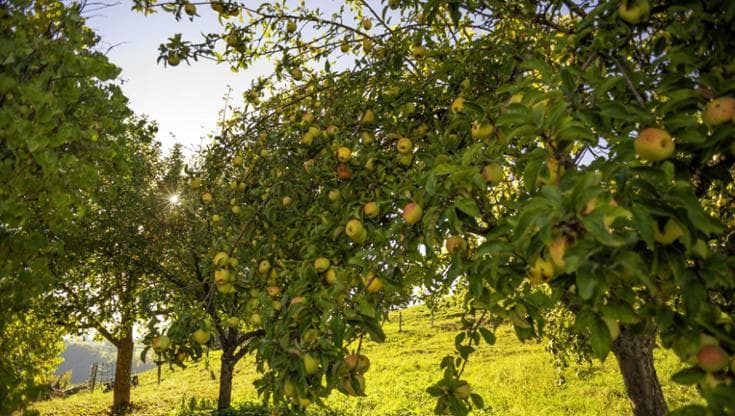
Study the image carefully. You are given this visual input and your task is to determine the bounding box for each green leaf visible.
[575,264,597,300]
[671,367,705,385]
[478,327,496,345]
[455,197,481,218]
[590,318,612,361]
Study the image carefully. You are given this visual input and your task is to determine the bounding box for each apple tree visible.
[138,1,735,415]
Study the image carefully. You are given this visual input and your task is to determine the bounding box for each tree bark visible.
[217,347,236,410]
[112,326,134,409]
[611,326,668,416]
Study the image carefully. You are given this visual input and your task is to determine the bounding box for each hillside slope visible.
[30,305,698,416]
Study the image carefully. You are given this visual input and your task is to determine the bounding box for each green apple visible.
[231,205,241,214]
[303,353,320,375]
[362,272,384,293]
[361,109,375,125]
[328,189,341,201]
[482,163,503,184]
[529,258,554,285]
[361,131,374,144]
[410,45,427,58]
[201,192,213,204]
[345,219,366,243]
[453,382,472,400]
[654,219,684,245]
[618,0,650,24]
[344,354,370,373]
[703,96,735,126]
[362,38,373,53]
[325,125,339,136]
[151,335,170,352]
[250,313,262,326]
[284,379,297,398]
[291,67,303,81]
[214,269,231,285]
[402,202,423,224]
[361,18,372,30]
[340,373,365,396]
[213,251,229,267]
[397,153,413,167]
[450,96,465,113]
[325,269,337,285]
[286,20,297,33]
[314,257,330,272]
[184,3,196,16]
[227,316,241,328]
[193,329,210,345]
[167,55,181,66]
[302,112,315,124]
[396,137,413,154]
[634,127,675,161]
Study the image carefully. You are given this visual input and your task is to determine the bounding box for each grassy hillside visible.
[30,305,699,416]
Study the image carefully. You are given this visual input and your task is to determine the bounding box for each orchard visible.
[2,1,735,416]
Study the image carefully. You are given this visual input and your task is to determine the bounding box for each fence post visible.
[89,362,98,393]
[399,311,403,333]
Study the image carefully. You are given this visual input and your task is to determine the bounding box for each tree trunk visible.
[611,326,667,416]
[217,348,236,410]
[112,327,134,409]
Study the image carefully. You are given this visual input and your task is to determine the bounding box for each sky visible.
[85,4,272,154]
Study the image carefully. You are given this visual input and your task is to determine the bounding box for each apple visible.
[214,269,231,285]
[228,258,239,268]
[287,20,297,33]
[258,259,271,274]
[250,313,262,326]
[340,41,350,52]
[328,189,341,201]
[345,219,366,242]
[167,55,181,66]
[365,158,376,171]
[232,154,243,165]
[272,300,283,311]
[303,354,320,375]
[703,96,735,126]
[361,18,372,30]
[697,345,730,372]
[344,354,370,373]
[297,397,311,407]
[213,251,229,267]
[450,97,466,113]
[201,192,213,204]
[290,296,306,305]
[396,137,413,154]
[482,163,503,184]
[362,272,384,293]
[291,68,303,81]
[227,316,241,328]
[397,153,413,167]
[151,335,171,352]
[361,131,374,144]
[231,205,241,214]
[211,214,221,224]
[325,269,337,285]
[654,219,684,245]
[176,351,188,362]
[618,0,650,24]
[388,0,399,9]
[410,45,427,58]
[453,382,472,400]
[284,379,297,398]
[509,93,523,104]
[314,257,331,272]
[337,163,352,180]
[340,373,365,396]
[461,78,471,91]
[471,121,494,140]
[445,236,467,255]
[193,329,210,345]
[362,38,373,53]
[303,159,314,172]
[603,317,621,341]
[361,109,375,125]
[282,196,292,206]
[337,146,352,162]
[364,202,379,218]
[402,202,423,225]
[548,238,568,269]
[634,128,675,161]
[267,286,281,297]
[184,3,196,16]
[528,258,554,284]
[302,112,315,124]
[325,125,339,136]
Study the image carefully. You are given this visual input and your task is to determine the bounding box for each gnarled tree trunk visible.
[612,325,667,416]
[217,347,236,410]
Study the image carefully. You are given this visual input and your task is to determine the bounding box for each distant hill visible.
[55,340,155,384]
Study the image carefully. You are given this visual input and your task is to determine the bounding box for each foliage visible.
[135,0,735,414]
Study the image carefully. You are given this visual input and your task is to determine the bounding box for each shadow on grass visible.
[171,400,349,416]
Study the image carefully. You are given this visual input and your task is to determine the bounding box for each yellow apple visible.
[231,205,241,214]
[325,125,339,136]
[302,112,315,124]
[402,202,423,224]
[345,219,365,240]
[201,192,213,204]
[482,163,503,184]
[214,269,231,285]
[548,238,568,269]
[314,257,330,272]
[227,316,241,328]
[410,45,427,58]
[361,109,375,125]
[213,251,229,267]
[287,20,297,33]
[450,97,465,113]
[453,382,472,400]
[282,196,292,206]
[267,286,281,297]
[250,313,262,326]
[211,214,221,223]
[337,146,352,162]
[361,18,372,30]
[328,189,341,201]
[184,3,196,16]
[703,96,735,126]
[192,329,210,345]
[362,272,384,293]
[528,258,554,284]
[509,93,524,104]
[303,159,314,172]
[634,127,674,161]
[618,0,650,24]
[364,202,379,218]
[258,259,271,274]
[291,67,303,81]
[361,131,374,144]
[396,137,413,154]
[362,38,373,53]
[471,121,494,140]
[325,269,337,285]
[232,154,243,165]
[445,236,467,254]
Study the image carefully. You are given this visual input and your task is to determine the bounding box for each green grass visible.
[29,305,699,416]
